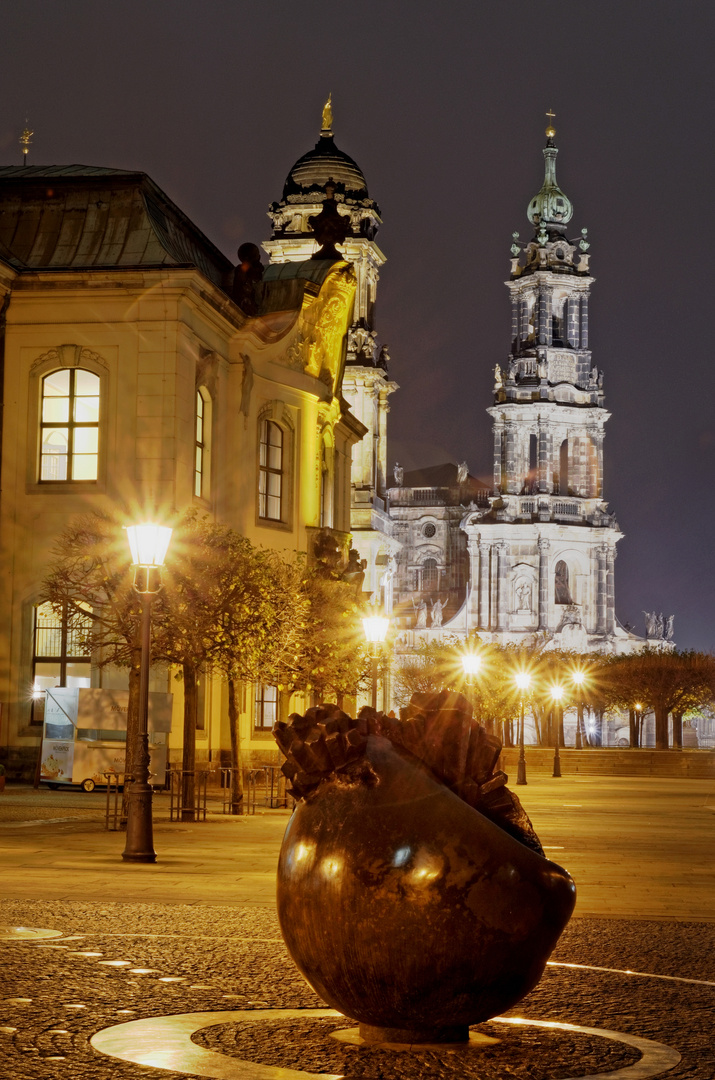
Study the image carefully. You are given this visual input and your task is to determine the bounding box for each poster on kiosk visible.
[40,687,173,792]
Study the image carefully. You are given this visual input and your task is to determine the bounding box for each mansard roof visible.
[0,166,233,287]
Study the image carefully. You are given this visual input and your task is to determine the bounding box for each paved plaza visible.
[1,774,714,1079]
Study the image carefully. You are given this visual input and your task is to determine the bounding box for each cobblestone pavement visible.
[1,900,713,1080]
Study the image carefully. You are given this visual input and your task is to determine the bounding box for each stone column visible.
[538,537,550,630]
[606,547,616,634]
[520,297,529,343]
[505,424,518,494]
[595,431,604,497]
[538,288,548,345]
[496,543,508,632]
[376,389,390,495]
[479,541,490,630]
[510,296,519,350]
[538,421,550,493]
[580,292,589,348]
[492,422,504,491]
[566,295,581,348]
[466,540,480,628]
[596,543,608,634]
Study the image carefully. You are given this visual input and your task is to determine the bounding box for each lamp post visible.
[551,684,564,777]
[515,671,531,785]
[635,702,643,749]
[122,523,172,864]
[461,651,482,721]
[362,614,389,711]
[572,670,586,749]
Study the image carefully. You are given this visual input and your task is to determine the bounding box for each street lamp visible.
[635,702,643,748]
[362,614,389,711]
[572,669,586,749]
[550,684,564,777]
[461,651,482,722]
[514,670,532,785]
[122,523,172,864]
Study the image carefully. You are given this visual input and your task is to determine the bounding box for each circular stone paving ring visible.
[0,925,64,941]
[90,1007,681,1080]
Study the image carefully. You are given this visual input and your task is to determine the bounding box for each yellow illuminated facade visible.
[0,165,362,778]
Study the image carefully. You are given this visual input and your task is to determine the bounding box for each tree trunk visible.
[654,705,669,750]
[121,652,142,824]
[228,678,244,815]
[182,662,198,821]
[672,711,683,750]
[628,708,638,748]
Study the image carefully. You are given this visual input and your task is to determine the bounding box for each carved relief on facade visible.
[296,263,356,390]
[30,345,108,372]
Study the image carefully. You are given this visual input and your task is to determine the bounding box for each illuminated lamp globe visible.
[462,653,482,678]
[515,672,532,693]
[572,670,585,688]
[551,685,565,703]
[125,524,173,568]
[362,615,389,645]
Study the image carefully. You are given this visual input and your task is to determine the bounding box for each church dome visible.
[283,134,369,199]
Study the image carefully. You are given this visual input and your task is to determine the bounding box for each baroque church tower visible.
[264,98,399,601]
[460,120,641,653]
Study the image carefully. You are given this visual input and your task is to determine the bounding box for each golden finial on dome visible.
[545,108,556,141]
[321,93,333,136]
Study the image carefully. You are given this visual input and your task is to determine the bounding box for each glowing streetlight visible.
[462,652,483,678]
[363,614,389,711]
[550,684,564,777]
[514,670,532,785]
[122,522,172,864]
[634,702,643,748]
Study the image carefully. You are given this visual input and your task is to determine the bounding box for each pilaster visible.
[538,537,550,629]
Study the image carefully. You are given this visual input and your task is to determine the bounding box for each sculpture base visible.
[358,1022,470,1045]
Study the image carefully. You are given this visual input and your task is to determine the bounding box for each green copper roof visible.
[527,139,573,233]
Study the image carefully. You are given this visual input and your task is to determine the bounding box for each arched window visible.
[194,391,204,497]
[40,369,100,481]
[554,560,574,605]
[422,557,439,592]
[259,419,283,520]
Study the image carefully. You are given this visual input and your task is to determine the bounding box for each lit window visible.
[195,391,204,497]
[32,602,92,725]
[254,684,278,730]
[40,368,100,482]
[259,420,283,520]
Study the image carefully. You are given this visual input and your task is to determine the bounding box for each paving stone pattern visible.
[0,900,713,1080]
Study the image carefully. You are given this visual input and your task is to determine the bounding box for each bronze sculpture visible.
[273,692,576,1044]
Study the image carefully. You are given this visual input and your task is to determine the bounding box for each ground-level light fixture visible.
[121,522,172,864]
[363,614,390,711]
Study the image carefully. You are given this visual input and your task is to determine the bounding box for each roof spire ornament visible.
[20,120,33,165]
[527,111,572,235]
[545,108,556,144]
[321,93,333,137]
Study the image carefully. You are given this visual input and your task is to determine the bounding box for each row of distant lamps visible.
[362,615,594,786]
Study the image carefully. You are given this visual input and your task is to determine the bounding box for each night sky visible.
[2,2,714,649]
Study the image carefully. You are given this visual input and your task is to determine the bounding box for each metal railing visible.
[104,771,125,830]
[167,768,209,822]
